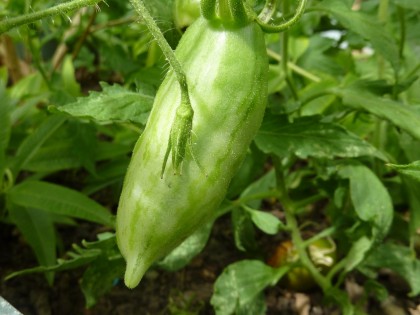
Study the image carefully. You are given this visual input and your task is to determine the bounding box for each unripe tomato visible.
[268,238,336,290]
[116,16,268,288]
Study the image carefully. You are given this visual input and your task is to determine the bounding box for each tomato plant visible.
[1,0,420,314]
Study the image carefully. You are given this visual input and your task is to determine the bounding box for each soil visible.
[1,215,420,315]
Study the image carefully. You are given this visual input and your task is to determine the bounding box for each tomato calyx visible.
[201,0,251,27]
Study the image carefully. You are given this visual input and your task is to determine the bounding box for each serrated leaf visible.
[157,221,213,271]
[211,260,287,315]
[8,205,56,284]
[5,233,117,281]
[388,161,420,182]
[55,82,153,125]
[363,243,420,295]
[8,180,114,227]
[338,163,393,241]
[255,114,386,160]
[338,88,420,141]
[317,0,400,69]
[81,257,124,308]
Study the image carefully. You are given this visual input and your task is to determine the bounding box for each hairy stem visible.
[129,0,190,102]
[0,0,101,34]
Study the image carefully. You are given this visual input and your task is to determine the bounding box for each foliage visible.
[1,0,420,313]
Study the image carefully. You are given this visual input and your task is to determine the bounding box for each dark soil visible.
[1,216,419,315]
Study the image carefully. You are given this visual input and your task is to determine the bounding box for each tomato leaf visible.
[81,257,124,308]
[211,260,287,315]
[8,205,56,284]
[244,206,285,235]
[362,243,420,295]
[54,82,153,125]
[8,180,114,227]
[317,0,400,69]
[10,114,67,176]
[388,161,420,182]
[0,83,12,184]
[157,221,213,271]
[338,88,420,141]
[255,114,386,160]
[338,163,393,241]
[392,0,420,10]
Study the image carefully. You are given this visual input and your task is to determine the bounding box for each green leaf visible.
[157,221,213,271]
[10,114,67,175]
[392,0,420,10]
[8,180,114,227]
[83,158,129,195]
[4,233,117,281]
[211,260,287,315]
[388,161,420,182]
[325,287,357,315]
[236,292,266,315]
[338,163,393,241]
[244,206,285,235]
[317,0,400,69]
[363,243,420,295]
[403,178,420,236]
[24,141,131,173]
[54,82,154,125]
[232,208,257,252]
[0,83,12,185]
[343,236,374,272]
[61,55,81,97]
[338,88,420,141]
[81,257,124,308]
[8,205,56,284]
[240,170,276,209]
[255,114,386,160]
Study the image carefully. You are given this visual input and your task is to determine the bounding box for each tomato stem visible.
[201,0,217,20]
[258,0,278,23]
[202,0,250,25]
[0,0,102,35]
[256,0,307,33]
[273,156,331,291]
[130,0,195,177]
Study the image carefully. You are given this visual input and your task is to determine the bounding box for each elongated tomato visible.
[116,17,268,289]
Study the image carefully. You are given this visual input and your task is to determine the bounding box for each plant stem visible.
[267,49,321,82]
[256,0,307,33]
[0,0,101,35]
[377,0,388,79]
[274,157,330,291]
[281,0,299,101]
[129,0,190,103]
[258,0,277,23]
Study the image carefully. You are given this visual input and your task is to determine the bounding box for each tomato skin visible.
[116,17,268,288]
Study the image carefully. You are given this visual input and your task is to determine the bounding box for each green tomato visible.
[116,16,268,288]
[173,0,201,29]
[268,238,337,291]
